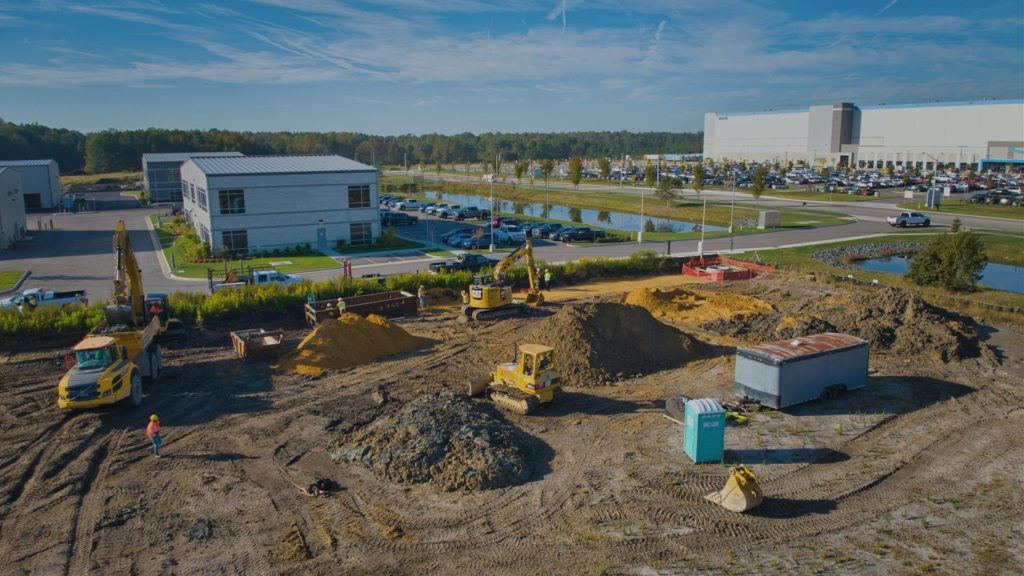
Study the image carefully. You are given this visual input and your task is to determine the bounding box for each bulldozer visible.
[468,343,560,414]
[460,239,543,321]
[705,465,764,513]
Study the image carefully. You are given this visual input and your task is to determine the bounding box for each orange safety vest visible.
[146,421,161,438]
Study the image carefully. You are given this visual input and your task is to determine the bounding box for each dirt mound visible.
[704,286,979,362]
[623,287,773,324]
[525,302,700,387]
[277,313,429,376]
[330,391,532,492]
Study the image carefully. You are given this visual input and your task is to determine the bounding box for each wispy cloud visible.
[875,0,900,16]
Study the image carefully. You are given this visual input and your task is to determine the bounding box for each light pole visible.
[638,171,646,244]
[729,173,736,252]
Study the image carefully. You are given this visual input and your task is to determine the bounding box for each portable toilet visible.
[683,398,726,464]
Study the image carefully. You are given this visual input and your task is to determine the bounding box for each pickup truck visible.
[1,288,88,311]
[886,212,931,228]
[493,224,526,245]
[394,199,420,210]
[428,253,496,274]
[559,227,606,242]
[454,206,491,221]
[212,270,303,292]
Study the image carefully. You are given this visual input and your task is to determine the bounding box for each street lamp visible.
[729,173,736,252]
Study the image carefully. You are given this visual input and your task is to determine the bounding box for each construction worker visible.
[461,290,469,305]
[148,299,164,320]
[537,267,547,291]
[146,414,163,458]
[417,285,427,309]
[544,269,553,289]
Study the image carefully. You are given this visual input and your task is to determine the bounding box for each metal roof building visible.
[703,98,1024,170]
[0,159,61,211]
[142,152,243,204]
[179,155,380,258]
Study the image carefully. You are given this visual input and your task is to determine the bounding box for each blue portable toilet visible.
[683,398,726,464]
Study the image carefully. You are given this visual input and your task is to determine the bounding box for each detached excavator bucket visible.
[705,465,763,513]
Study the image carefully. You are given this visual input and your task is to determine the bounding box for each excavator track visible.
[470,304,527,322]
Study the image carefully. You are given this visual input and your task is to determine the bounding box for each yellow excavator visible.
[460,239,543,321]
[57,220,182,409]
[469,343,560,414]
[705,465,764,512]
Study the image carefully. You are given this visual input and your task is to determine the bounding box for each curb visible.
[0,270,30,295]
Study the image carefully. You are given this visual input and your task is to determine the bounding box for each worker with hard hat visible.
[146,414,163,458]
[417,284,427,309]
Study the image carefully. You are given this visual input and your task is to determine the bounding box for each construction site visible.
[1,261,1022,574]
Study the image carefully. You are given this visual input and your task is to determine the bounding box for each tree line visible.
[0,118,702,174]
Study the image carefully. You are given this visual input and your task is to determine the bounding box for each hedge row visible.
[0,252,681,344]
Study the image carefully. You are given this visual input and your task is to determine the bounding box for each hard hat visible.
[150,414,159,422]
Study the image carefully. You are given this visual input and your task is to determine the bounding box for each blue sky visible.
[1,0,1021,134]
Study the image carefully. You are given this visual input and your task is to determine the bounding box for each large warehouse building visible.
[0,159,61,210]
[0,168,27,251]
[179,155,379,255]
[142,151,244,204]
[703,99,1024,170]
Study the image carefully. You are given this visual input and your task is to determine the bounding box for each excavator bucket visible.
[705,465,763,513]
[523,291,544,305]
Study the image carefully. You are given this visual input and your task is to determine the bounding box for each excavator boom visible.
[105,220,145,325]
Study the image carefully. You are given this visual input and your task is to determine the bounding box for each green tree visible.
[692,164,705,196]
[598,157,611,179]
[908,221,987,292]
[568,156,584,187]
[645,163,656,187]
[513,158,527,181]
[644,219,656,233]
[540,158,554,182]
[435,162,442,174]
[751,165,767,206]
[568,207,582,222]
[656,175,676,205]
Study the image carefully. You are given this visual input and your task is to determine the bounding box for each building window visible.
[197,188,208,211]
[348,184,371,208]
[350,222,372,245]
[222,229,248,254]
[218,189,245,214]
[189,183,195,201]
[199,225,210,244]
[181,180,188,200]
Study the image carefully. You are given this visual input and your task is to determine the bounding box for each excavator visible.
[460,239,543,321]
[469,343,560,414]
[57,220,183,409]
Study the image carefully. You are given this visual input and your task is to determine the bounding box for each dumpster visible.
[683,398,726,464]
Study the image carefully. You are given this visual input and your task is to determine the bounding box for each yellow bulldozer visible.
[705,465,764,513]
[460,239,543,321]
[469,343,560,414]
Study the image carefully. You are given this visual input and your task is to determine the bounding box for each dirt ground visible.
[1,273,1022,575]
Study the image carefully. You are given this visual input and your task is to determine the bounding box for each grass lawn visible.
[61,171,142,186]
[149,215,340,278]
[762,188,881,202]
[898,199,1024,220]
[0,269,26,292]
[745,233,1024,319]
[335,237,427,254]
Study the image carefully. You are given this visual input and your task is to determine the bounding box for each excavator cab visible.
[460,240,544,321]
[469,343,560,414]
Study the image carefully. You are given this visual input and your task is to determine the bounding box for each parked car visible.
[454,206,490,221]
[212,270,303,292]
[551,227,577,241]
[440,227,478,244]
[419,202,437,213]
[394,199,420,210]
[493,225,526,244]
[537,223,565,239]
[428,253,497,273]
[559,227,606,242]
[380,210,419,226]
[426,203,450,216]
[438,205,462,219]
[969,192,989,204]
[0,288,88,311]
[457,236,489,250]
[886,212,930,228]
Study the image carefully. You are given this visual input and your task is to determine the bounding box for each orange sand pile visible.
[278,313,429,376]
[623,287,773,324]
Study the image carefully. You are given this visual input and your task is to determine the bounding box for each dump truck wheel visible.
[127,373,143,407]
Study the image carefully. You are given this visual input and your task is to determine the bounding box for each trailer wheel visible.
[127,373,143,407]
[820,386,836,402]
[835,384,847,398]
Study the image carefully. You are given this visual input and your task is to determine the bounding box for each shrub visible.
[908,226,987,292]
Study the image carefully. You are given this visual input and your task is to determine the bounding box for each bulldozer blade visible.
[467,377,489,397]
[705,465,763,513]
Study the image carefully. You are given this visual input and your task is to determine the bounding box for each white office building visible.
[703,99,1024,170]
[0,168,26,251]
[0,159,61,210]
[142,152,244,204]
[179,155,379,255]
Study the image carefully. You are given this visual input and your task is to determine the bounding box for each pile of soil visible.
[622,287,773,324]
[704,286,980,362]
[525,302,700,387]
[277,313,429,376]
[330,391,532,492]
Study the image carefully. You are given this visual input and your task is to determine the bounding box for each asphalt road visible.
[1,179,1019,299]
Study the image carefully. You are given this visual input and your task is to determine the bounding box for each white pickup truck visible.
[212,270,303,292]
[886,211,931,228]
[1,288,88,311]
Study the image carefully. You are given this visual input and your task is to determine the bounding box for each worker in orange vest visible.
[146,414,163,458]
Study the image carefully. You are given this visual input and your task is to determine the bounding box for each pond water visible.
[421,191,725,233]
[853,256,1024,294]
